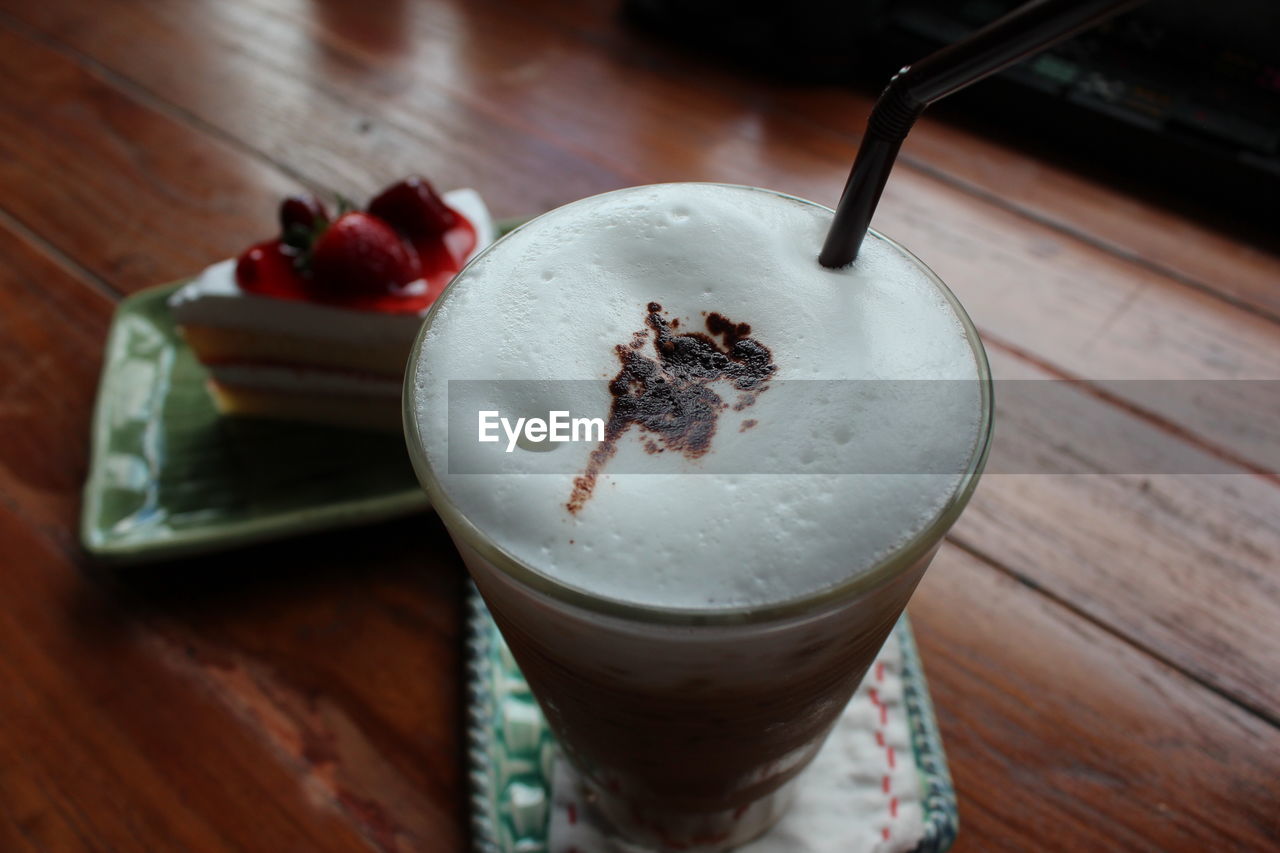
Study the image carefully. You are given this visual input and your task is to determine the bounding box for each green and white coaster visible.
[466,585,958,853]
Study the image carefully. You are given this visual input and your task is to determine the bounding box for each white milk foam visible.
[411,184,985,610]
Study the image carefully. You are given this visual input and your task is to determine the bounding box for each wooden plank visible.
[0,1,621,266]
[474,7,1280,468]
[964,347,1280,717]
[20,0,1272,473]
[19,0,1274,712]
[501,0,1280,321]
[805,92,1280,322]
[914,545,1280,852]
[5,0,1274,701]
[0,216,115,547]
[0,507,385,852]
[4,0,1278,747]
[5,268,1271,852]
[1,4,1277,851]
[110,514,472,852]
[0,219,469,850]
[4,219,1276,849]
[0,502,473,845]
[0,511,470,852]
[0,755,89,853]
[0,25,301,293]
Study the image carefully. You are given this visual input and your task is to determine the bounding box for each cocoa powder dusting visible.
[567,302,775,513]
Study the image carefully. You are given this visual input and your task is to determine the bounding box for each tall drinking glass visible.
[405,184,993,851]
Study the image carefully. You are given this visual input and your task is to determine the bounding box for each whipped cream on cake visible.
[170,180,493,429]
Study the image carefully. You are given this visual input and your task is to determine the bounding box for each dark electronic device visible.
[625,0,1280,217]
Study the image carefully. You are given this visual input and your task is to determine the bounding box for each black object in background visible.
[624,0,1280,222]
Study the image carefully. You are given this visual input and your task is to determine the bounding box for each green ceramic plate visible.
[81,219,524,565]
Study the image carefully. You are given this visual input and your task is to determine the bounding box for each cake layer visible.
[209,375,402,432]
[182,324,410,376]
[207,364,403,398]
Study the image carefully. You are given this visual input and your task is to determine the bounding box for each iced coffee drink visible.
[405,183,991,850]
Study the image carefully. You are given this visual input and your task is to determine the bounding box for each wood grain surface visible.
[0,0,1276,850]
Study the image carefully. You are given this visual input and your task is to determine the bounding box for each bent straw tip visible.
[818,243,855,269]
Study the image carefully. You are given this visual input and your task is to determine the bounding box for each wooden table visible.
[1,1,1277,850]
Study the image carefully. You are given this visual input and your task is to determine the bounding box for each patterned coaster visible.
[465,585,957,852]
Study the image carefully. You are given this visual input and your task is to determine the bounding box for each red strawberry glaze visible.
[234,214,477,314]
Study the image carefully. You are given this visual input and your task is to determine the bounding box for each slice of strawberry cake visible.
[169,177,493,431]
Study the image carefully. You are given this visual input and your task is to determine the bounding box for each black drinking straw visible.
[819,0,1147,269]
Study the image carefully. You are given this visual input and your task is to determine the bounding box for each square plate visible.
[80,219,524,564]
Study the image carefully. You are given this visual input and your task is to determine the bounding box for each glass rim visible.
[403,183,994,627]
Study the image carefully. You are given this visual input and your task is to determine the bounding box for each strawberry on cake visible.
[169,177,493,431]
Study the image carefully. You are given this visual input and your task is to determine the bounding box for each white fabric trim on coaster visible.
[546,632,926,853]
